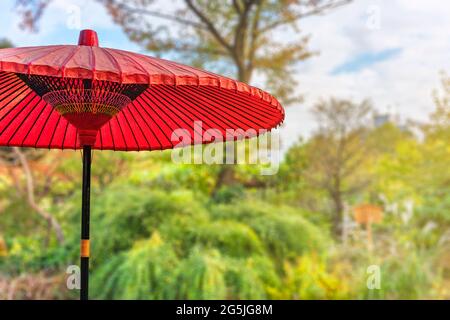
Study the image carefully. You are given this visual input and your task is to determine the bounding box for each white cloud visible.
[280,0,450,151]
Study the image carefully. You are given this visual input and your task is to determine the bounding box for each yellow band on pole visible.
[81,239,90,257]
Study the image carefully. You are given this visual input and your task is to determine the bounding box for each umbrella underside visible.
[0,71,283,151]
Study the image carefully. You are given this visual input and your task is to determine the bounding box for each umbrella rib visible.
[133,96,171,148]
[144,89,204,140]
[166,91,230,134]
[176,85,260,130]
[60,46,81,77]
[201,86,280,120]
[5,94,42,145]
[62,126,77,150]
[0,72,21,86]
[223,88,283,118]
[137,55,179,85]
[133,98,167,148]
[152,86,209,128]
[153,56,220,86]
[0,77,21,90]
[60,118,70,150]
[126,102,160,150]
[19,99,47,146]
[113,116,128,151]
[0,85,32,123]
[0,81,24,102]
[0,76,23,88]
[102,48,124,81]
[179,86,264,129]
[117,107,141,150]
[198,86,279,125]
[97,127,103,150]
[167,85,249,129]
[219,88,282,118]
[108,121,116,151]
[157,85,230,132]
[47,112,62,149]
[156,91,222,143]
[0,78,26,104]
[201,91,269,128]
[0,70,16,78]
[34,104,54,148]
[158,59,202,85]
[202,84,281,116]
[0,87,27,114]
[114,50,151,83]
[122,106,151,150]
[140,90,189,140]
[0,46,57,61]
[71,127,78,150]
[25,46,70,74]
[142,89,187,133]
[89,47,96,78]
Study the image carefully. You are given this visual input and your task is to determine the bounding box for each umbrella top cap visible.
[78,29,99,47]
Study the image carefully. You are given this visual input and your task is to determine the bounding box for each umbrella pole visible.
[80,145,91,300]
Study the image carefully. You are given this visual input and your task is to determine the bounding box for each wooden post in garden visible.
[353,204,383,252]
[0,235,7,257]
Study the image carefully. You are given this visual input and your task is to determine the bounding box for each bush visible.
[212,201,330,261]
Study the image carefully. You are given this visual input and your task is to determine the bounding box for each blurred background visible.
[0,0,449,299]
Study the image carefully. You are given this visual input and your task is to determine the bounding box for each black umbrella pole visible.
[80,145,91,300]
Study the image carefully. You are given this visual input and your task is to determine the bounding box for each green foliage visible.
[160,215,264,258]
[361,252,435,300]
[86,187,328,299]
[268,254,351,299]
[91,186,204,265]
[211,185,245,204]
[92,232,179,300]
[0,38,13,49]
[212,201,330,261]
[92,231,278,299]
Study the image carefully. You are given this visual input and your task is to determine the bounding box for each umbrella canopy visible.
[0,31,284,150]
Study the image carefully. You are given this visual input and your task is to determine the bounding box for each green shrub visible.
[212,201,330,260]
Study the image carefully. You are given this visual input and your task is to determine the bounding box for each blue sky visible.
[1,0,449,150]
[0,0,141,51]
[331,48,402,75]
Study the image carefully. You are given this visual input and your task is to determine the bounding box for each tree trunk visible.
[211,66,252,195]
[331,191,344,238]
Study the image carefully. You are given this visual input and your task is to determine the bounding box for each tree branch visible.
[184,0,234,54]
[259,0,351,33]
[232,0,243,14]
[12,147,64,245]
[105,1,208,31]
[246,1,263,77]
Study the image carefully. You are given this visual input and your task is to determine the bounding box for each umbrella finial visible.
[78,29,99,47]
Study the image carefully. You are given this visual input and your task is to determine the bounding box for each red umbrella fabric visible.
[0,32,283,151]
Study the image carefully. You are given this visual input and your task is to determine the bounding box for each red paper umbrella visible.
[0,30,284,299]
